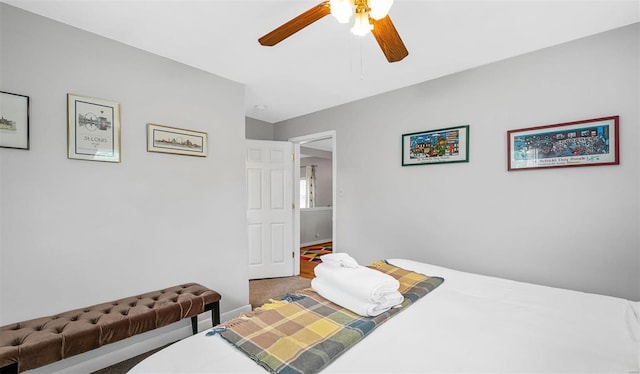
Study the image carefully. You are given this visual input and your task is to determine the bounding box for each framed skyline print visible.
[67,94,121,162]
[147,123,208,157]
[507,116,619,171]
[0,91,30,150]
[402,125,469,166]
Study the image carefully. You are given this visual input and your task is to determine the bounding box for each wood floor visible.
[299,242,332,279]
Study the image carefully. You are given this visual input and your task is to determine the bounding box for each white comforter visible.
[131,259,640,373]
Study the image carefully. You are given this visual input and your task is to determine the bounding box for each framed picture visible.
[0,91,30,150]
[507,116,619,171]
[147,123,208,157]
[67,94,121,162]
[402,125,469,166]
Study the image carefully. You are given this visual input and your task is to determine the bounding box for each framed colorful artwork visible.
[402,125,469,166]
[507,116,619,171]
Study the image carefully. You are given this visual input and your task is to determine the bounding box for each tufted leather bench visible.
[0,283,221,373]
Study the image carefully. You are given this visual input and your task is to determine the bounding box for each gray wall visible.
[300,208,333,246]
[0,3,249,325]
[246,116,274,140]
[275,23,640,301]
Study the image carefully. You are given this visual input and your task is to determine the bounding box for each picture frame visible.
[507,116,619,171]
[0,91,30,150]
[67,94,121,162]
[147,123,208,157]
[402,125,469,166]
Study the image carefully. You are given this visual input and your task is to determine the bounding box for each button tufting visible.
[2,283,221,372]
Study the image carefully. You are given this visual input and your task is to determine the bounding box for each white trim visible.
[301,207,332,211]
[293,142,301,275]
[301,239,333,247]
[289,130,336,144]
[289,131,337,254]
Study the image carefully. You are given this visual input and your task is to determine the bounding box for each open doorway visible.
[289,131,336,279]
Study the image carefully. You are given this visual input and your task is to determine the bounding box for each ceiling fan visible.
[258,0,408,63]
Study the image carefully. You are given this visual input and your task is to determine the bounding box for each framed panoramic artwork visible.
[0,91,30,150]
[507,116,619,171]
[147,123,208,157]
[67,94,121,162]
[402,125,469,166]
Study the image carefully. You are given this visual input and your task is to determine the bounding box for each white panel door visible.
[246,140,294,279]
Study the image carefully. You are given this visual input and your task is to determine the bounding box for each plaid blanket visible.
[215,261,444,374]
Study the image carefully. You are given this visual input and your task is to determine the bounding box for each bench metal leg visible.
[209,300,221,326]
[190,315,199,334]
[191,301,221,335]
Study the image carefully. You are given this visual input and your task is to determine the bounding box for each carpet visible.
[249,276,311,309]
[91,344,170,374]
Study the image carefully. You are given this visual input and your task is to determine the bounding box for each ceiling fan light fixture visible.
[329,0,353,24]
[258,0,407,63]
[350,0,373,36]
[368,0,393,20]
[351,10,373,36]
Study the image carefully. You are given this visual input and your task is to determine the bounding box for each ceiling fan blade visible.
[371,15,409,63]
[259,1,331,46]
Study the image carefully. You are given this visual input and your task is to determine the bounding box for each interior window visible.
[300,178,308,209]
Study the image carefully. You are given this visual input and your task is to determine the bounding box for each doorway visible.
[289,131,336,278]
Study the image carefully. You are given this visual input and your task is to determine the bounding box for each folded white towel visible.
[313,262,400,303]
[311,277,404,317]
[319,253,359,268]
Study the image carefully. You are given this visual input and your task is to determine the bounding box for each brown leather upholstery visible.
[0,283,221,373]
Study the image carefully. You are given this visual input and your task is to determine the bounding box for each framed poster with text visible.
[67,94,121,162]
[0,91,30,150]
[507,116,619,171]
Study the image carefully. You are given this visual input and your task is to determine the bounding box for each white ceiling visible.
[5,0,640,123]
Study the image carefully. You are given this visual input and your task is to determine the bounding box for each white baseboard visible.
[301,238,332,247]
[26,304,253,374]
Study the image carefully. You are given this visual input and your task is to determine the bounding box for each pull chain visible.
[360,37,365,80]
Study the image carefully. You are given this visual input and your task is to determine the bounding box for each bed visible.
[130,259,640,373]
